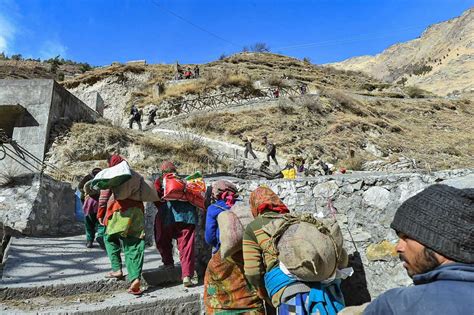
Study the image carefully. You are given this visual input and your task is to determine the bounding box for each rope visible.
[328,198,358,253]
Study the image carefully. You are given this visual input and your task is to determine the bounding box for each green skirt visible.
[106,207,144,239]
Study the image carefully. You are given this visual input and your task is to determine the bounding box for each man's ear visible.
[435,252,454,265]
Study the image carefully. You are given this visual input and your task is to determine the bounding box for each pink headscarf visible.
[212,180,239,207]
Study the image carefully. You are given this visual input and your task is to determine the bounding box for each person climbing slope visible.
[97,154,146,295]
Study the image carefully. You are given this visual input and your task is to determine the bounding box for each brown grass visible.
[46,121,226,178]
[62,64,147,89]
[178,93,474,170]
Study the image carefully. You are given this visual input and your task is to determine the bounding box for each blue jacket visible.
[204,200,230,252]
[158,200,197,226]
[363,263,474,315]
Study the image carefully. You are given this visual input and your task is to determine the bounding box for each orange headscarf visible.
[249,186,289,218]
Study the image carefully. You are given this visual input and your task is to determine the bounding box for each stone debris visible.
[363,156,417,172]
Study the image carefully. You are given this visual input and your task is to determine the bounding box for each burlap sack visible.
[112,170,160,202]
[217,200,253,258]
[264,215,345,282]
[91,161,132,189]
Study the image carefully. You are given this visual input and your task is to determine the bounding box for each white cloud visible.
[39,40,68,59]
[0,12,16,53]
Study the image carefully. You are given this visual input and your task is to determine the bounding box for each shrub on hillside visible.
[266,75,288,88]
[299,96,324,114]
[250,42,270,53]
[323,89,368,116]
[276,100,295,115]
[338,156,364,171]
[406,86,428,98]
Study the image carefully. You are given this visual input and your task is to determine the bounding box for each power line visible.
[273,25,427,50]
[150,0,239,48]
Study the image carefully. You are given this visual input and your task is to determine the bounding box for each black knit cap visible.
[391,184,474,263]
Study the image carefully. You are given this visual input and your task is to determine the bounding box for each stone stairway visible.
[0,235,203,314]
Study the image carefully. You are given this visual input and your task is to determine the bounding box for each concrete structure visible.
[0,174,82,237]
[75,91,105,116]
[0,79,100,175]
[0,80,100,238]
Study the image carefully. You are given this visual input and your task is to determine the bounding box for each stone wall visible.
[144,169,473,300]
[0,174,82,237]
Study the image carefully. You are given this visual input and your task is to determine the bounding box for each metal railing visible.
[0,129,75,182]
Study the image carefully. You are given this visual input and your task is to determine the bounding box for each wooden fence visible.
[171,86,303,114]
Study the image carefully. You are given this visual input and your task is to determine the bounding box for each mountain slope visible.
[331,8,474,97]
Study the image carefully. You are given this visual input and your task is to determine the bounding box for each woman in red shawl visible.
[97,154,145,295]
[242,186,289,312]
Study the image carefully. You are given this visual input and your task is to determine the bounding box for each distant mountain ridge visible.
[330,8,474,97]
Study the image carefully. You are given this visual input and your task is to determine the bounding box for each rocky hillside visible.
[53,52,472,174]
[175,90,474,171]
[62,53,385,125]
[44,120,227,178]
[0,59,90,80]
[3,51,473,175]
[331,8,474,98]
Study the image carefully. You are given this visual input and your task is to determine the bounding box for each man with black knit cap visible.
[363,184,474,314]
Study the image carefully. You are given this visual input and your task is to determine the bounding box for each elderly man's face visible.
[396,232,440,278]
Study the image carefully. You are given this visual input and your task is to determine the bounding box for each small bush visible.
[300,96,323,114]
[0,167,21,187]
[266,75,288,88]
[276,101,295,115]
[406,86,427,98]
[250,42,270,53]
[324,89,367,116]
[338,156,364,171]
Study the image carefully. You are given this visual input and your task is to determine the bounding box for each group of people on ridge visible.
[79,154,473,314]
[175,62,200,80]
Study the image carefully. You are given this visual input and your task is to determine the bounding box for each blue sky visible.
[0,0,472,66]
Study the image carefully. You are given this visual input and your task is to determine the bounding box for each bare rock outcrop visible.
[331,8,474,97]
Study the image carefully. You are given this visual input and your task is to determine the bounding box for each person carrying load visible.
[203,180,265,314]
[95,154,159,295]
[242,186,348,314]
[153,161,199,287]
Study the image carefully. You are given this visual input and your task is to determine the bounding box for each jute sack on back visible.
[112,169,160,202]
[217,200,253,258]
[91,161,132,189]
[262,213,347,282]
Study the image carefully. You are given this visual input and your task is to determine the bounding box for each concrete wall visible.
[49,81,99,127]
[74,91,104,116]
[0,174,82,236]
[144,169,473,301]
[0,80,54,174]
[0,79,99,175]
